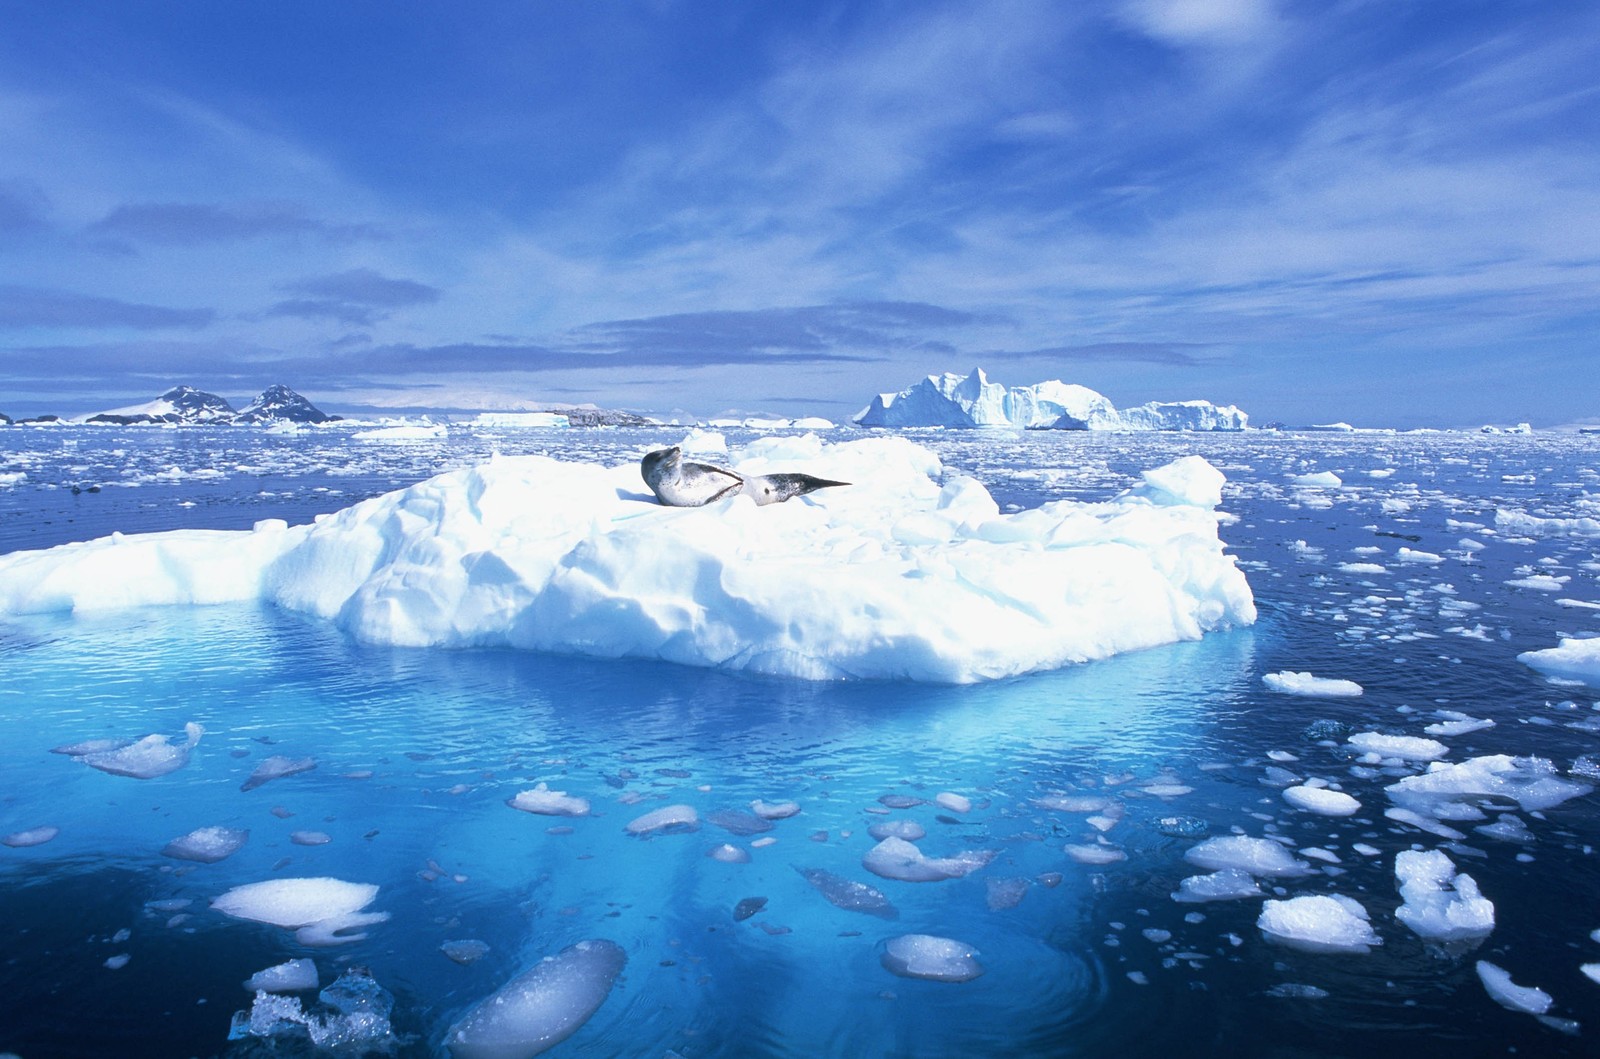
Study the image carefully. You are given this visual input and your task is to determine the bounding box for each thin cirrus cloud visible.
[571,302,982,359]
[265,268,442,326]
[85,200,384,246]
[0,284,214,330]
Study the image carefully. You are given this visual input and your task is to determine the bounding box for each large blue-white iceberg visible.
[854,368,1248,431]
[0,435,1255,683]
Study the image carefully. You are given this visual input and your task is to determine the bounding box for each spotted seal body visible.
[640,446,848,507]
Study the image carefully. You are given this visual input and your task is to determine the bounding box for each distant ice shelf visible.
[0,434,1256,683]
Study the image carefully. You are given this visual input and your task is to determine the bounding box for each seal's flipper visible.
[744,473,850,506]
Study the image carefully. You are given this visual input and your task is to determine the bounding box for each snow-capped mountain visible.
[235,385,339,424]
[87,386,238,425]
[854,368,1248,431]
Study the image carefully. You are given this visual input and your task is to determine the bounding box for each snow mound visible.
[0,437,1254,684]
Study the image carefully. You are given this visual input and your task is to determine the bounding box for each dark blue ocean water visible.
[1,424,1598,1058]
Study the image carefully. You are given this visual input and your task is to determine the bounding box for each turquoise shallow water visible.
[2,425,1599,1058]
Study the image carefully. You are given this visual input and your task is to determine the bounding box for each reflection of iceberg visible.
[0,436,1253,683]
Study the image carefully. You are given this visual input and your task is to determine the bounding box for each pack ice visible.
[0,436,1255,683]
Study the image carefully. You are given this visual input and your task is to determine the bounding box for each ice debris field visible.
[2,424,1600,1058]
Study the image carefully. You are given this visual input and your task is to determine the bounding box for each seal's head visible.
[640,445,681,486]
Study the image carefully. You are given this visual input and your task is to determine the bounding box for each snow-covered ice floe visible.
[0,436,1254,683]
[1519,636,1600,686]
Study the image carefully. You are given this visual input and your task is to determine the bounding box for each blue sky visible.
[2,0,1596,426]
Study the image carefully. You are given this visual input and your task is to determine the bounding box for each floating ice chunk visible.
[1394,850,1494,942]
[880,934,984,983]
[1185,836,1310,877]
[1266,983,1330,999]
[733,897,767,922]
[1424,714,1495,737]
[441,940,491,965]
[934,792,972,813]
[1173,870,1265,903]
[163,826,249,863]
[241,755,317,792]
[868,819,927,842]
[1475,961,1552,1015]
[1520,637,1600,686]
[1034,793,1112,813]
[986,877,1030,911]
[104,954,130,970]
[1347,733,1448,762]
[444,940,625,1058]
[625,804,698,835]
[244,958,319,993]
[1475,815,1535,843]
[1155,815,1209,838]
[1581,963,1600,986]
[707,809,773,836]
[707,843,752,864]
[862,836,996,882]
[1506,574,1569,592]
[1338,562,1387,574]
[1064,843,1126,865]
[212,878,388,946]
[1383,808,1465,840]
[1258,894,1381,954]
[1292,472,1342,488]
[79,722,202,779]
[231,968,395,1049]
[1387,755,1593,812]
[51,737,134,756]
[750,799,800,820]
[1396,548,1444,564]
[1262,672,1363,698]
[291,830,331,846]
[507,784,590,817]
[1283,786,1361,817]
[2,825,59,847]
[798,867,898,918]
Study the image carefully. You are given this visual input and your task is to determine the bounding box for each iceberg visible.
[854,368,1247,431]
[0,436,1255,684]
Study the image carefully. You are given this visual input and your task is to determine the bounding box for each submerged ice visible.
[0,436,1255,683]
[444,939,626,1059]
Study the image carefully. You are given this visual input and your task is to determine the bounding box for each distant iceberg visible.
[0,435,1255,683]
[854,368,1248,431]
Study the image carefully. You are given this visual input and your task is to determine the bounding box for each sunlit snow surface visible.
[3,423,1600,1058]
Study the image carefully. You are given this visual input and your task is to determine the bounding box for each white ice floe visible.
[625,804,698,835]
[1291,472,1343,488]
[879,934,985,983]
[1282,786,1361,816]
[507,784,591,817]
[1347,732,1449,762]
[1172,869,1265,903]
[750,799,800,820]
[1475,961,1552,1015]
[1184,836,1310,878]
[0,437,1255,683]
[70,722,203,779]
[862,836,996,882]
[1387,755,1593,813]
[1257,894,1381,954]
[2,825,59,847]
[1520,637,1600,686]
[1495,509,1600,538]
[1262,672,1363,698]
[212,878,389,946]
[444,939,625,1058]
[243,958,319,994]
[1394,850,1494,942]
[240,755,317,791]
[163,826,249,863]
[1423,712,1495,737]
[934,791,972,813]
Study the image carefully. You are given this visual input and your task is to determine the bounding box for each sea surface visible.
[2,423,1598,1058]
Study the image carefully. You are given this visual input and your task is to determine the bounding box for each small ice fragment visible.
[1387,755,1593,812]
[1185,836,1309,877]
[1155,815,1208,838]
[291,831,331,846]
[443,940,626,1058]
[862,836,996,882]
[212,878,388,946]
[750,799,800,820]
[2,825,59,847]
[1257,894,1381,954]
[1475,961,1552,1014]
[625,804,698,835]
[441,940,491,965]
[934,792,972,814]
[1266,983,1329,999]
[507,783,590,817]
[880,934,984,983]
[733,897,767,922]
[1037,872,1063,888]
[1291,471,1342,487]
[1263,672,1363,698]
[1034,793,1111,813]
[750,836,777,848]
[1424,715,1495,737]
[707,843,751,864]
[1347,733,1448,762]
[80,722,203,779]
[985,877,1030,911]
[241,755,317,792]
[1064,844,1127,865]
[244,958,319,993]
[878,794,924,809]
[798,868,898,919]
[104,954,130,970]
[1283,786,1361,817]
[51,737,133,756]
[163,826,249,864]
[1383,808,1466,840]
[707,809,772,836]
[1171,870,1263,903]
[1580,963,1600,986]
[868,819,927,842]
[1394,850,1494,942]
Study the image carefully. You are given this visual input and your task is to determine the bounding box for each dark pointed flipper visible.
[745,473,850,506]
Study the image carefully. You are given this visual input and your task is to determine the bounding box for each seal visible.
[640,446,848,507]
